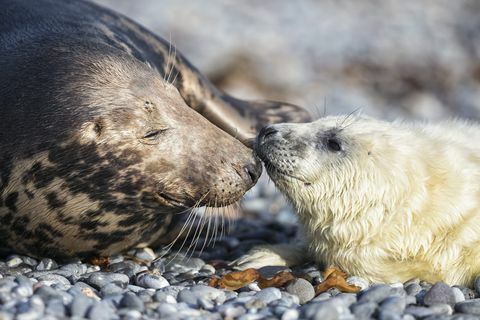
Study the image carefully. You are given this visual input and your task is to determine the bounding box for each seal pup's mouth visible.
[154,192,189,208]
[258,155,312,185]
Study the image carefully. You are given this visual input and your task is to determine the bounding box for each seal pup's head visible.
[254,115,423,226]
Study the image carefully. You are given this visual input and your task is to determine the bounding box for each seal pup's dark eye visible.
[326,138,342,152]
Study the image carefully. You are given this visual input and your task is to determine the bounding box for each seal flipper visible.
[171,56,312,147]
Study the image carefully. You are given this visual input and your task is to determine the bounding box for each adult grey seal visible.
[236,116,480,286]
[0,0,310,259]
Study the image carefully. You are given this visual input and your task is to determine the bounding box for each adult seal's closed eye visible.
[239,115,480,286]
[0,0,310,259]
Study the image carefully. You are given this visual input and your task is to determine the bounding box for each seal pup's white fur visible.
[236,116,480,286]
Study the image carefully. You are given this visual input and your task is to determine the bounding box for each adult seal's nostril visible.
[243,162,262,184]
[257,125,279,145]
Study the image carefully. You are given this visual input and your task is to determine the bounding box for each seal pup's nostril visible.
[243,162,262,184]
[258,125,279,145]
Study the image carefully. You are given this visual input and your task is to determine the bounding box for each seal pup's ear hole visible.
[79,119,106,142]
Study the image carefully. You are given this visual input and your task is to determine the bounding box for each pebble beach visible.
[1,177,480,320]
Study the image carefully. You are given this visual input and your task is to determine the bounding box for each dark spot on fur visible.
[5,192,19,212]
[46,192,67,209]
[24,189,35,200]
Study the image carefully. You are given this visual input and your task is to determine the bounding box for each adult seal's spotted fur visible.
[0,0,310,259]
[236,116,480,286]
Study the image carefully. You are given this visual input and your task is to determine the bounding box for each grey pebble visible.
[70,294,94,318]
[133,247,156,261]
[45,299,66,317]
[88,300,118,320]
[281,309,299,320]
[302,301,340,320]
[405,283,422,296]
[456,286,478,300]
[347,276,369,290]
[453,287,466,303]
[37,273,71,287]
[455,299,480,315]
[424,281,456,307]
[285,278,315,304]
[475,276,480,295]
[6,257,23,268]
[135,273,169,289]
[34,285,65,303]
[36,258,58,271]
[358,284,393,303]
[255,287,282,304]
[406,304,452,318]
[87,272,129,289]
[100,283,125,296]
[120,292,145,311]
[380,296,407,314]
[350,301,377,319]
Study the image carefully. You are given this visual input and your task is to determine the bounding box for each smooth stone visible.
[405,283,422,296]
[6,257,23,268]
[152,292,176,304]
[87,272,129,289]
[456,286,477,300]
[36,259,58,271]
[118,309,142,320]
[37,274,71,287]
[109,261,141,274]
[100,283,125,296]
[45,299,66,317]
[255,287,282,304]
[69,294,94,318]
[346,276,369,291]
[406,304,452,318]
[200,264,216,275]
[135,273,169,289]
[281,309,299,320]
[217,303,246,318]
[257,266,291,279]
[350,301,377,319]
[358,284,393,303]
[34,285,65,303]
[475,276,480,295]
[156,303,177,317]
[285,278,315,304]
[455,299,480,315]
[12,284,33,298]
[453,287,466,303]
[88,300,118,320]
[120,292,145,311]
[164,256,205,273]
[424,281,456,307]
[134,248,156,261]
[302,301,340,320]
[380,296,407,314]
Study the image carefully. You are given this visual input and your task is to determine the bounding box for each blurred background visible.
[94,0,480,121]
[93,0,480,222]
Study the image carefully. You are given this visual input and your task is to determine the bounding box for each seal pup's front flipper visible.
[231,242,310,270]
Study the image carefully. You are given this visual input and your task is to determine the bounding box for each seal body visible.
[0,0,309,259]
[253,116,480,286]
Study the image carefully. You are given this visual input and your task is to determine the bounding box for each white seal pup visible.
[236,115,480,286]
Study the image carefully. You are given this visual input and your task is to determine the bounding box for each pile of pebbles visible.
[1,222,480,320]
[1,180,480,319]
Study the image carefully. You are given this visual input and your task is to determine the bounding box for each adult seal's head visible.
[0,0,310,259]
[255,115,480,286]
